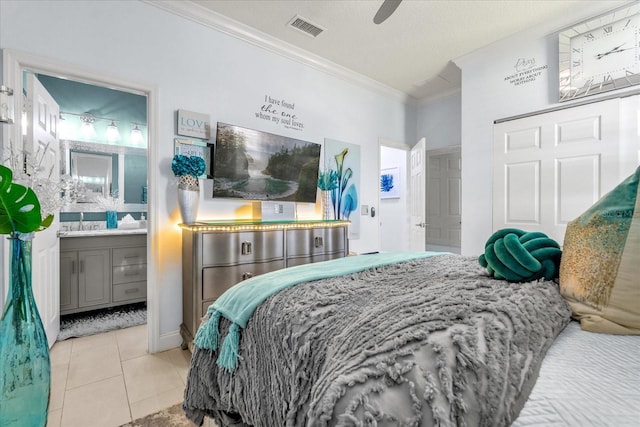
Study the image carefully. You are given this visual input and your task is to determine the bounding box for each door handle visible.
[71,260,76,275]
[415,223,428,228]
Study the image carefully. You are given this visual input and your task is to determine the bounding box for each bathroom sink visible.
[58,228,147,238]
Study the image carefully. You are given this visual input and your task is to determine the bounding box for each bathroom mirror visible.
[71,151,113,202]
[61,140,147,213]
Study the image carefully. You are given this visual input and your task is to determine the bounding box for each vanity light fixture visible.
[80,112,96,138]
[105,119,120,142]
[130,124,144,145]
[0,85,15,124]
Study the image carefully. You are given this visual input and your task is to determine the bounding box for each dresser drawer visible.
[113,281,146,302]
[202,259,285,300]
[201,230,284,266]
[113,264,147,284]
[286,252,344,267]
[113,246,146,266]
[286,227,346,257]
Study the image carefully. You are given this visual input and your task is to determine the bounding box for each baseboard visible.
[155,329,184,353]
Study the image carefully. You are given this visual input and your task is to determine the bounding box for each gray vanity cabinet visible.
[180,221,349,349]
[59,252,79,313]
[60,233,146,315]
[60,248,111,313]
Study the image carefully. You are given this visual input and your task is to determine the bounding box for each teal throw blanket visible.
[194,251,445,371]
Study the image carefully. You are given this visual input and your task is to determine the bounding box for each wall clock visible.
[559,2,640,102]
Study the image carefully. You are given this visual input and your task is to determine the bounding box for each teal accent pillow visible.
[479,228,562,282]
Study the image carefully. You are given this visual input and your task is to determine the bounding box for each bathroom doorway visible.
[2,50,157,351]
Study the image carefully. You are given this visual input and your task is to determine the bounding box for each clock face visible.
[559,4,640,101]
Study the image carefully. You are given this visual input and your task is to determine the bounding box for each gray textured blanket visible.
[184,254,571,426]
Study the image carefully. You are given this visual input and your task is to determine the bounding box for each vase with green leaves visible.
[317,169,338,220]
[0,164,54,427]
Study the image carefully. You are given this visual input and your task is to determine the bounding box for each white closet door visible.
[493,98,628,245]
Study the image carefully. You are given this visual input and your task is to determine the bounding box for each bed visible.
[183,252,574,426]
[513,320,640,426]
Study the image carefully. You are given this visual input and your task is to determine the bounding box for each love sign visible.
[177,109,211,139]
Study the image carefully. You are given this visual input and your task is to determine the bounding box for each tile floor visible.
[46,324,215,427]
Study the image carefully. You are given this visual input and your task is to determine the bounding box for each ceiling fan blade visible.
[373,0,402,24]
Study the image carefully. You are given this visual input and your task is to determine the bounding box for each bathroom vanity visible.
[59,229,147,315]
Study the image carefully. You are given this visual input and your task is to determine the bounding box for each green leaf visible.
[0,165,47,234]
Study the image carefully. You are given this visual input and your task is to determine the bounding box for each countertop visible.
[58,228,147,238]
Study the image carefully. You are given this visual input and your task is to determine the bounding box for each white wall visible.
[416,93,461,151]
[0,0,413,350]
[379,145,408,251]
[453,1,630,256]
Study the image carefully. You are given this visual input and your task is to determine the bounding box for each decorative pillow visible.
[559,166,640,334]
[478,228,561,282]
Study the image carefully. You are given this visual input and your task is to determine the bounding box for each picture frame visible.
[174,138,213,179]
[380,167,400,199]
[176,109,211,139]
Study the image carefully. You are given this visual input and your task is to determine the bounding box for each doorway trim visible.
[1,49,161,352]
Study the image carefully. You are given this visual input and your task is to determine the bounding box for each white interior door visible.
[493,98,626,246]
[409,138,426,251]
[26,73,60,348]
[426,147,461,251]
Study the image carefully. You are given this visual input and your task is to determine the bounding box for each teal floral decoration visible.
[317,169,338,191]
[172,155,206,178]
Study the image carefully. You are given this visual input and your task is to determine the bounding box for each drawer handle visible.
[124,288,139,294]
[124,271,139,277]
[123,255,140,260]
[241,241,252,255]
[314,236,324,248]
[241,272,253,280]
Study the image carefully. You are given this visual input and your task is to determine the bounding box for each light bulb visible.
[131,124,144,145]
[106,120,120,142]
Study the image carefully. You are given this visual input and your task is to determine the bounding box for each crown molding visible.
[144,0,412,105]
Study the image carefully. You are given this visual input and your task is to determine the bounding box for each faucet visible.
[79,212,84,231]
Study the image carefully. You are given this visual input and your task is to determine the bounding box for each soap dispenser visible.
[140,213,147,228]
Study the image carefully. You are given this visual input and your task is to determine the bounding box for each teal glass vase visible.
[0,236,51,427]
[106,210,117,229]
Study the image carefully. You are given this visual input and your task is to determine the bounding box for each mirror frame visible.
[61,139,148,213]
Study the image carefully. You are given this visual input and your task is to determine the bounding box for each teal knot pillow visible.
[478,228,562,282]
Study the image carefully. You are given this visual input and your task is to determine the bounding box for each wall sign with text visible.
[503,57,548,87]
[177,109,211,139]
[254,94,305,131]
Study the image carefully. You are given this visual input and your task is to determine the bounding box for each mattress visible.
[513,321,640,426]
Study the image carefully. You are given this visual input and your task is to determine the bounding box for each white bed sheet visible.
[513,321,640,426]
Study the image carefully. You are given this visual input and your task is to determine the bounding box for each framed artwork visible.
[177,109,211,139]
[324,138,360,239]
[174,138,213,179]
[380,167,400,199]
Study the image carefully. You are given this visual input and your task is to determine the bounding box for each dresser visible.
[60,233,147,315]
[180,220,349,348]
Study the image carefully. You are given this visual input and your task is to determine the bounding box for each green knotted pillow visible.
[559,166,640,334]
[479,228,562,282]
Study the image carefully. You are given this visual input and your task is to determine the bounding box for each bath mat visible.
[57,302,147,341]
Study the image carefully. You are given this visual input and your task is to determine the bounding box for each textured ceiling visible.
[188,0,628,102]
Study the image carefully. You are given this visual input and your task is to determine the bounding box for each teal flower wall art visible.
[322,139,360,239]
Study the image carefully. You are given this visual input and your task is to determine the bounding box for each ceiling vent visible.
[288,15,325,38]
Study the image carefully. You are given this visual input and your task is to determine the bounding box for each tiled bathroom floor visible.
[46,324,213,427]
